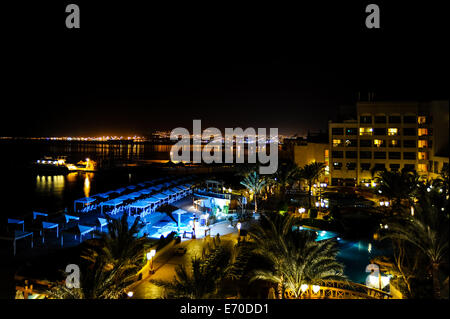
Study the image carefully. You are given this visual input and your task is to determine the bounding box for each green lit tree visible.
[240,171,267,213]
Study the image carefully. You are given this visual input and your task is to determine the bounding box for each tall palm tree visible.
[240,171,267,213]
[84,214,150,269]
[249,213,345,298]
[299,162,326,208]
[150,245,230,298]
[48,214,151,299]
[375,169,419,214]
[379,195,449,298]
[272,160,300,198]
[47,254,137,299]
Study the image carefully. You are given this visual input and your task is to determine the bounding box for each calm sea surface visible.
[0,141,173,217]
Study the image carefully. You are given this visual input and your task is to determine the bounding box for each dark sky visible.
[2,1,448,137]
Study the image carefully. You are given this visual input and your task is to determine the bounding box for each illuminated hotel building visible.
[328,101,449,186]
[282,131,330,184]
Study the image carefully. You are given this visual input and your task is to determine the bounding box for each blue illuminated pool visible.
[138,211,195,239]
[297,226,391,284]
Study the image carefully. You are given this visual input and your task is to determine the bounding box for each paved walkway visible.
[130,222,242,299]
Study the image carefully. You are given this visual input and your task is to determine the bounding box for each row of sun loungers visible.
[1,175,199,256]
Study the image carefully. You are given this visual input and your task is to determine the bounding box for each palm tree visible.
[379,195,449,298]
[374,169,419,214]
[49,214,152,299]
[84,214,150,269]
[371,239,421,298]
[240,171,267,213]
[150,245,230,298]
[298,162,326,208]
[272,160,300,198]
[248,213,345,298]
[47,254,137,299]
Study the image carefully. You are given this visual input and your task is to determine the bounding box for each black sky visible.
[2,1,448,136]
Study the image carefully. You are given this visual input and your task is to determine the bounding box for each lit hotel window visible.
[418,152,428,160]
[359,127,373,136]
[418,140,428,148]
[373,139,384,147]
[418,116,427,124]
[333,139,342,147]
[388,128,398,136]
[389,140,400,147]
[418,164,427,172]
[418,128,428,136]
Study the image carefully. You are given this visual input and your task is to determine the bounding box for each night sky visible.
[2,2,448,137]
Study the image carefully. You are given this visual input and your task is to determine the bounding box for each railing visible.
[194,189,231,200]
[284,280,392,299]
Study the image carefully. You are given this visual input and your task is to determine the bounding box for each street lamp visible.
[147,249,156,274]
[192,217,198,239]
[236,222,241,237]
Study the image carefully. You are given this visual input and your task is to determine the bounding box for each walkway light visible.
[411,206,414,216]
[147,249,156,274]
[312,285,320,294]
[237,222,241,237]
[147,249,156,260]
[127,291,134,297]
[300,284,309,292]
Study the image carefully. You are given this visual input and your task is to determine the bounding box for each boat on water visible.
[32,156,97,174]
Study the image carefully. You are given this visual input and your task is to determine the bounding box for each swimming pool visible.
[138,211,195,239]
[298,226,391,284]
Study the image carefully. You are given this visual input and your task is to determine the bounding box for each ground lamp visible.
[147,249,156,274]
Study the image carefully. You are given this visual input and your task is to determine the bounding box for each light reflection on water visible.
[35,175,65,196]
[32,172,99,213]
[84,173,93,198]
